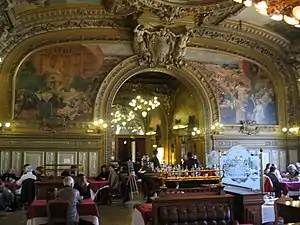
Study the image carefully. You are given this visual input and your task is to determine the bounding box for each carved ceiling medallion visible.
[133,24,192,68]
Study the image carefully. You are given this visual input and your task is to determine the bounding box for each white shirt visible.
[16,172,37,186]
[274,169,282,180]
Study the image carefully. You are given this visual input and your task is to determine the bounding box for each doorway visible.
[117,137,146,162]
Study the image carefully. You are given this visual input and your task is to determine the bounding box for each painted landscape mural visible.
[14,44,105,121]
[202,58,277,125]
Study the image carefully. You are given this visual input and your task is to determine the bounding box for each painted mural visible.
[14,44,105,121]
[202,58,276,125]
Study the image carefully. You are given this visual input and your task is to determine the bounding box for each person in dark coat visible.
[75,174,91,199]
[96,165,109,180]
[183,152,199,170]
[151,150,160,169]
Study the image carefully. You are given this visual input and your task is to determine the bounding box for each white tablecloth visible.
[26,215,99,225]
[131,208,145,225]
[262,204,275,223]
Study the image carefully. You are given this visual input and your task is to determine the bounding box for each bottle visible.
[54,188,58,198]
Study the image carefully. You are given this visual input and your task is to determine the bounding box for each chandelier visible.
[129,96,160,117]
[111,110,135,126]
[233,0,300,27]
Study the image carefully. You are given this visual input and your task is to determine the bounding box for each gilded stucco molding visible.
[93,55,219,162]
[124,0,241,24]
[222,20,290,51]
[0,5,131,62]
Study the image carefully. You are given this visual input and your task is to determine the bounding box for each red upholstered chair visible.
[47,200,69,225]
[264,175,274,196]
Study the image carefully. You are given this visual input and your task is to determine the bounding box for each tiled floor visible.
[0,202,135,225]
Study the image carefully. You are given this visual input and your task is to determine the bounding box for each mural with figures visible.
[14,44,110,122]
[189,50,277,125]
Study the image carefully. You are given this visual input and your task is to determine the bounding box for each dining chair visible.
[274,196,293,225]
[47,200,69,225]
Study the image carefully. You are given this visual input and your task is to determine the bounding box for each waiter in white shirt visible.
[15,166,37,194]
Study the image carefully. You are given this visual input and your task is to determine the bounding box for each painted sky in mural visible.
[189,50,277,125]
[14,44,104,121]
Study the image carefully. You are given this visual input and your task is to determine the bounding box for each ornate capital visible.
[133,24,192,67]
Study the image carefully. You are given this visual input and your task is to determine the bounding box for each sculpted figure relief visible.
[133,25,192,67]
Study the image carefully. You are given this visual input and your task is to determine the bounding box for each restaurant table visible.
[131,204,153,225]
[26,199,100,225]
[262,204,275,223]
[279,181,300,195]
[88,179,109,193]
[88,179,109,200]
[4,182,20,191]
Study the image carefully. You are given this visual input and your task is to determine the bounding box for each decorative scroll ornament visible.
[133,25,192,67]
[239,120,259,135]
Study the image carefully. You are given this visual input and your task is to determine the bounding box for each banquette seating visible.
[152,194,240,225]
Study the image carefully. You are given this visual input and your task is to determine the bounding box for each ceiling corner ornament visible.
[133,24,192,68]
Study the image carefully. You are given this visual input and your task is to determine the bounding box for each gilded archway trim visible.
[93,55,219,162]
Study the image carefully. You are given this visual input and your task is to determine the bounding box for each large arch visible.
[94,55,219,162]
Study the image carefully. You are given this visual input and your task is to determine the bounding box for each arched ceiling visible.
[2,0,298,43]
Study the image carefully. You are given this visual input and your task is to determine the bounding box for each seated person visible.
[35,166,45,181]
[264,163,271,175]
[75,174,91,199]
[2,169,17,182]
[286,164,300,181]
[271,164,282,180]
[0,179,14,212]
[267,166,282,197]
[57,176,81,225]
[108,165,120,193]
[16,166,37,186]
[61,165,77,177]
[96,165,109,180]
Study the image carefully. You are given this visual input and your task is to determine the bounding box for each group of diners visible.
[0,163,124,214]
[264,162,300,198]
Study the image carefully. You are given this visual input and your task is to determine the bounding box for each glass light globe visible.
[255,1,268,10]
[243,0,252,7]
[292,6,300,20]
[284,15,299,25]
[282,127,288,132]
[270,14,283,21]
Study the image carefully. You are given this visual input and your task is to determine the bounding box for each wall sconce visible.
[0,122,12,131]
[87,119,108,133]
[191,127,201,136]
[211,122,224,134]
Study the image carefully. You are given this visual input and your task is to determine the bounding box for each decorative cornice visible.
[222,20,290,51]
[0,6,131,64]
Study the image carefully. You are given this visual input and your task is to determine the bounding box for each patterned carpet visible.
[0,202,136,225]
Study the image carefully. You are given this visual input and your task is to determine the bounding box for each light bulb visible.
[103,123,108,128]
[98,119,103,124]
[284,15,299,25]
[292,6,300,20]
[255,1,267,9]
[93,121,99,126]
[270,14,283,21]
[191,131,196,136]
[243,0,252,7]
[142,111,147,117]
[4,122,10,128]
[282,127,288,132]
